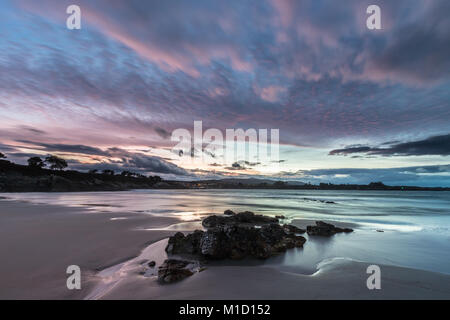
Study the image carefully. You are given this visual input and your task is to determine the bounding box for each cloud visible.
[123,153,188,175]
[154,127,171,139]
[277,164,450,187]
[257,86,286,102]
[5,140,189,176]
[365,1,450,84]
[329,134,450,156]
[225,162,247,171]
[19,126,47,135]
[16,140,111,156]
[0,144,19,153]
[1,0,449,150]
[0,0,449,183]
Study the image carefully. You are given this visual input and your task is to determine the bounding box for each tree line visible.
[0,152,161,181]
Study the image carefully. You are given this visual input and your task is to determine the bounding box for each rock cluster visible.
[158,259,197,283]
[162,212,354,283]
[306,221,353,236]
[201,211,278,228]
[283,224,305,234]
[166,211,306,260]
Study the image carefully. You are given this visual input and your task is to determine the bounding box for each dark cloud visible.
[154,127,171,140]
[72,154,188,176]
[20,126,47,135]
[123,154,188,175]
[329,134,450,156]
[1,0,447,149]
[369,1,450,83]
[329,146,372,155]
[8,141,189,176]
[278,164,450,187]
[225,162,247,171]
[0,144,19,153]
[224,160,261,170]
[16,140,111,156]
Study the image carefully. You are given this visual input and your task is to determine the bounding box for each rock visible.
[201,215,223,228]
[376,229,384,232]
[158,259,194,283]
[275,215,286,219]
[165,230,203,255]
[224,209,235,215]
[283,224,306,234]
[306,221,353,236]
[200,229,229,258]
[202,211,278,228]
[166,211,307,261]
[148,261,156,267]
[260,223,286,244]
[272,234,306,252]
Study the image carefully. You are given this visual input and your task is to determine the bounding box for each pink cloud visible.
[258,86,286,102]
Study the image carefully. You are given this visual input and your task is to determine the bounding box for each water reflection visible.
[2,189,450,274]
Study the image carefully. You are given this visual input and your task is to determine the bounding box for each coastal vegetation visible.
[0,157,448,192]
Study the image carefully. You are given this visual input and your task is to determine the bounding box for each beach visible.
[0,190,449,299]
[0,198,176,299]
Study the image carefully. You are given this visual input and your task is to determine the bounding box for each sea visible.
[2,189,450,274]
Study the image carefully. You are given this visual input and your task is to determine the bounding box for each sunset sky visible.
[0,0,449,186]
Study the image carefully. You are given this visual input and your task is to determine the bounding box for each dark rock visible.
[260,223,286,244]
[158,259,194,283]
[202,215,227,228]
[165,230,203,255]
[167,211,306,261]
[202,211,278,228]
[307,221,353,236]
[224,209,235,215]
[148,261,156,267]
[283,224,306,234]
[275,215,286,219]
[200,229,229,258]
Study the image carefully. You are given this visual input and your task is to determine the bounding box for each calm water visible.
[2,189,450,274]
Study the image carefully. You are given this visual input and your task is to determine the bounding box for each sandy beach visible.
[0,198,177,299]
[1,195,449,300]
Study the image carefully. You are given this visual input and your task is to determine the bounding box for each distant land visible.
[1,159,449,192]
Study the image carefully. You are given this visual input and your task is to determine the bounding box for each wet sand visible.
[89,239,450,300]
[1,198,450,300]
[0,199,179,299]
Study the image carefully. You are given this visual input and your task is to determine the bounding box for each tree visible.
[45,155,68,170]
[0,152,6,159]
[27,157,45,168]
[102,169,115,175]
[121,170,132,177]
[88,169,98,174]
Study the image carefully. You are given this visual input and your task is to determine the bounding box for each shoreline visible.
[0,197,449,299]
[2,187,450,193]
[0,199,180,299]
[87,238,450,300]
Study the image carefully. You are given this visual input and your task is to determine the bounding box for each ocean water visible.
[2,189,450,274]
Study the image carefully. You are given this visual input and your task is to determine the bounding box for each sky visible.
[0,0,449,186]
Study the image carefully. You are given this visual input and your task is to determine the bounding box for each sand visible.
[0,199,178,299]
[90,239,450,300]
[1,198,449,300]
